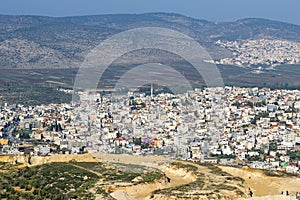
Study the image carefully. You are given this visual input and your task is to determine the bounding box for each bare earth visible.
[219,166,300,198]
[1,153,299,199]
[93,153,196,200]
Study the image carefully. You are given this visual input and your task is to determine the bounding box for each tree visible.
[134,137,142,145]
[141,142,150,149]
[269,142,278,151]
[247,101,254,108]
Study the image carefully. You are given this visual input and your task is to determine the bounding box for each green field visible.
[0,64,299,105]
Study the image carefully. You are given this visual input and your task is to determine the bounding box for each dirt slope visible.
[220,166,300,197]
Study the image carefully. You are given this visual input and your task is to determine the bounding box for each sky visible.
[0,0,300,24]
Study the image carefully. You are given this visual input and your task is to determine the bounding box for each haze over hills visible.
[1,12,300,69]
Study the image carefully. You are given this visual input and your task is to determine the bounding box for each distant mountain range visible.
[1,12,300,68]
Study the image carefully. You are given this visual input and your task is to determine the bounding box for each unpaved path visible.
[93,154,197,200]
[109,166,196,200]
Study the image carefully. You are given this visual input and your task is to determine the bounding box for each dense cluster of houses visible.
[216,39,300,66]
[0,86,299,174]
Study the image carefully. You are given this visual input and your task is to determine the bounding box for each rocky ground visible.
[0,153,299,199]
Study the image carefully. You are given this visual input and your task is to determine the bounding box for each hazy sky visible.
[1,0,300,24]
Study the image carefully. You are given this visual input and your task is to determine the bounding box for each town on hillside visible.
[0,86,299,175]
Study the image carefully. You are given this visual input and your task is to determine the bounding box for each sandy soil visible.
[2,154,299,199]
[109,166,196,200]
[239,195,296,200]
[0,153,98,166]
[219,166,300,197]
[92,153,171,168]
[94,153,196,200]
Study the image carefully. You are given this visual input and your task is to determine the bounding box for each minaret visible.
[151,83,154,99]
